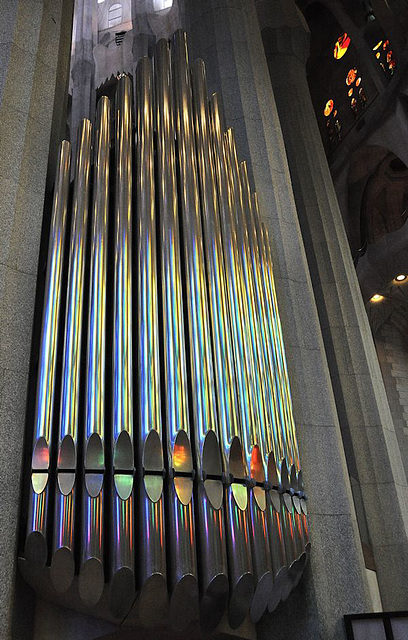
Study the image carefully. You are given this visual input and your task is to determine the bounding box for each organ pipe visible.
[79,96,110,608]
[51,118,92,594]
[25,140,71,574]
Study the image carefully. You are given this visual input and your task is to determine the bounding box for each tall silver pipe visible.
[109,74,136,618]
[135,55,168,625]
[240,166,284,469]
[168,29,204,629]
[191,58,230,632]
[209,93,254,629]
[154,37,194,628]
[266,456,291,612]
[50,118,92,594]
[79,96,110,607]
[224,129,273,622]
[25,140,71,574]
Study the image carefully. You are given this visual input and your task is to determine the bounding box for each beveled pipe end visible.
[109,566,136,618]
[291,551,308,588]
[250,571,274,623]
[199,573,229,633]
[267,566,291,613]
[138,573,168,627]
[24,531,47,573]
[170,574,199,631]
[228,573,254,630]
[79,557,105,607]
[50,546,75,593]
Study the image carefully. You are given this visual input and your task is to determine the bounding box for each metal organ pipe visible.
[224,130,274,623]
[135,55,168,625]
[109,74,136,618]
[25,140,71,574]
[79,96,110,608]
[208,93,255,629]
[191,58,232,632]
[50,118,92,594]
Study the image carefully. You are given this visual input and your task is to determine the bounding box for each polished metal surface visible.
[191,58,230,631]
[136,54,168,624]
[225,131,274,619]
[25,140,71,574]
[169,28,201,627]
[209,92,256,628]
[110,74,135,617]
[79,96,110,607]
[51,118,92,594]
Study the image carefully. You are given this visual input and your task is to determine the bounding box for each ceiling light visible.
[371,294,383,302]
[395,274,407,282]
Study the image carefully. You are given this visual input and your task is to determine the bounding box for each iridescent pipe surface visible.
[225,133,275,621]
[154,37,191,625]
[240,165,285,469]
[25,140,71,572]
[136,55,167,624]
[79,96,110,607]
[51,118,92,594]
[191,58,230,631]
[109,74,135,618]
[209,94,255,629]
[169,31,206,632]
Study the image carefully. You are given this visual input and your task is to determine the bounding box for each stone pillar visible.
[0,1,74,637]
[184,1,372,638]
[257,0,408,613]
[70,0,97,165]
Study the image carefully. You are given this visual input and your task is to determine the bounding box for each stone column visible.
[0,1,74,637]
[257,0,408,613]
[184,1,372,638]
[70,0,97,166]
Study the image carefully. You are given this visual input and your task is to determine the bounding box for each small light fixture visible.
[371,294,384,302]
[395,274,407,282]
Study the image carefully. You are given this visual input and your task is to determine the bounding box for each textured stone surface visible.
[0,2,74,638]
[260,0,408,615]
[185,1,372,638]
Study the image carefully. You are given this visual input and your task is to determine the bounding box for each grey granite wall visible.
[0,1,74,638]
[258,0,408,615]
[184,0,372,638]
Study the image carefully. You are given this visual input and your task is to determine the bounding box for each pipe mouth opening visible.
[58,435,76,470]
[229,436,246,480]
[32,437,49,470]
[85,433,104,471]
[172,430,193,474]
[143,429,164,472]
[250,445,265,483]
[267,452,279,487]
[202,431,223,508]
[280,459,290,491]
[297,469,304,492]
[202,430,222,477]
[113,431,133,471]
[290,464,298,491]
